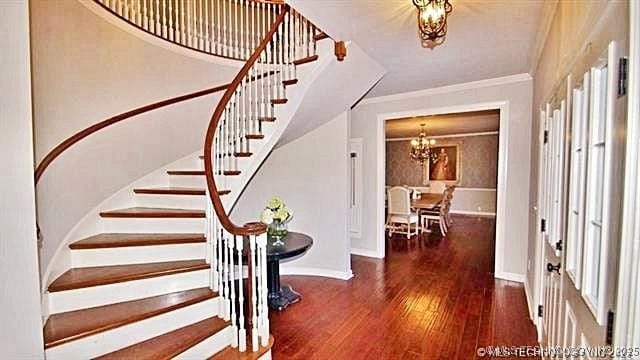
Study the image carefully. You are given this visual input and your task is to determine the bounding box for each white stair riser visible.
[45,297,220,360]
[169,175,207,188]
[101,218,205,233]
[174,325,233,359]
[134,194,206,209]
[70,243,207,267]
[48,269,210,314]
[168,174,240,190]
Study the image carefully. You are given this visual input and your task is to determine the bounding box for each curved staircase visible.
[37,0,334,358]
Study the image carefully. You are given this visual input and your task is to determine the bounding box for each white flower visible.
[259,208,274,225]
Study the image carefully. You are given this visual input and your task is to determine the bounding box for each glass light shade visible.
[413,0,452,47]
[430,139,436,145]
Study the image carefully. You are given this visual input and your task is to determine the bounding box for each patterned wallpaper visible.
[386,134,498,188]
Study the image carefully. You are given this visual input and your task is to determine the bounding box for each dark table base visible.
[268,284,302,311]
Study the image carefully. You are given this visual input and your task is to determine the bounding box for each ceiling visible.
[385,109,499,138]
[288,0,544,98]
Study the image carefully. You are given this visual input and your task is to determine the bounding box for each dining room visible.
[384,110,500,245]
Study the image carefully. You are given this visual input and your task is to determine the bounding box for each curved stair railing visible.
[202,1,322,353]
[38,0,326,355]
[94,0,321,61]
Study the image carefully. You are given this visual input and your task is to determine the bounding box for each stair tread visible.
[134,187,206,195]
[293,54,319,66]
[271,98,288,105]
[70,233,206,249]
[223,170,241,176]
[209,335,274,360]
[43,288,216,349]
[258,116,276,122]
[168,170,205,175]
[48,259,209,292]
[95,317,229,360]
[282,79,298,86]
[100,207,205,218]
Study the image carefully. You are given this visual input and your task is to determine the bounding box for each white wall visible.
[0,2,45,357]
[31,0,239,276]
[231,112,352,279]
[351,75,532,279]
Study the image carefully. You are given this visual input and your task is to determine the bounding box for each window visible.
[582,63,607,315]
[565,72,590,288]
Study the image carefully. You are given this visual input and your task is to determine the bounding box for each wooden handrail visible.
[34,83,231,183]
[203,4,290,236]
[33,69,281,183]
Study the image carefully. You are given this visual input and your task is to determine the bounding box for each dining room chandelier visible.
[412,0,453,48]
[409,124,437,164]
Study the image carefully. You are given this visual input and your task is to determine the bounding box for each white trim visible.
[524,280,535,320]
[361,74,531,105]
[495,271,526,283]
[450,210,496,217]
[614,1,640,349]
[377,101,510,282]
[279,267,354,281]
[350,247,384,259]
[386,131,499,141]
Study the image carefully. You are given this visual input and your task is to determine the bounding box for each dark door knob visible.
[547,262,561,274]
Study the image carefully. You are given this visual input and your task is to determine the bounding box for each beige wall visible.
[30,0,239,276]
[351,76,532,278]
[526,0,629,314]
[0,2,45,357]
[231,112,351,278]
[386,134,498,188]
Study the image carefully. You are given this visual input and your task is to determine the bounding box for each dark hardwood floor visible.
[269,215,538,359]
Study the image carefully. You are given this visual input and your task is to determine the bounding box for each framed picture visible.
[422,143,460,185]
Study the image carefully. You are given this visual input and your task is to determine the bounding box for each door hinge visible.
[555,239,563,251]
[538,305,543,318]
[606,310,615,345]
[618,57,628,97]
[541,219,547,233]
[543,130,549,144]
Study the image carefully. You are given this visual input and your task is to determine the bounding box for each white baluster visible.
[154,0,160,35]
[222,0,227,56]
[161,0,167,37]
[204,0,209,52]
[257,232,269,346]
[148,0,154,32]
[142,0,148,30]
[216,0,221,54]
[198,0,204,50]
[250,235,258,352]
[221,229,230,320]
[136,0,142,26]
[229,235,238,348]
[237,235,247,351]
[168,0,174,41]
[234,0,239,58]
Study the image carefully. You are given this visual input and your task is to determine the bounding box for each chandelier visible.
[412,0,453,48]
[409,124,436,164]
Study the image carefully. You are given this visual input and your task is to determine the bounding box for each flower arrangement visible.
[259,197,292,243]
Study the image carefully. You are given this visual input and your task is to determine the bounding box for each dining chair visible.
[429,181,446,194]
[444,186,455,226]
[386,186,420,239]
[420,201,448,236]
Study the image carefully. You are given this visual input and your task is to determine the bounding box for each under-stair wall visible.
[31,0,240,276]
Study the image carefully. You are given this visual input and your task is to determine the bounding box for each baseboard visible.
[279,266,354,280]
[450,210,497,217]
[350,247,384,258]
[494,271,526,283]
[524,280,534,321]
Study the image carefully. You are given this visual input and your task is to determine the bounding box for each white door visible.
[536,40,627,353]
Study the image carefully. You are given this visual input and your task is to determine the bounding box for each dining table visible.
[411,192,444,210]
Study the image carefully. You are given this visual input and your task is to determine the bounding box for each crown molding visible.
[528,0,559,76]
[386,131,499,141]
[359,73,532,106]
